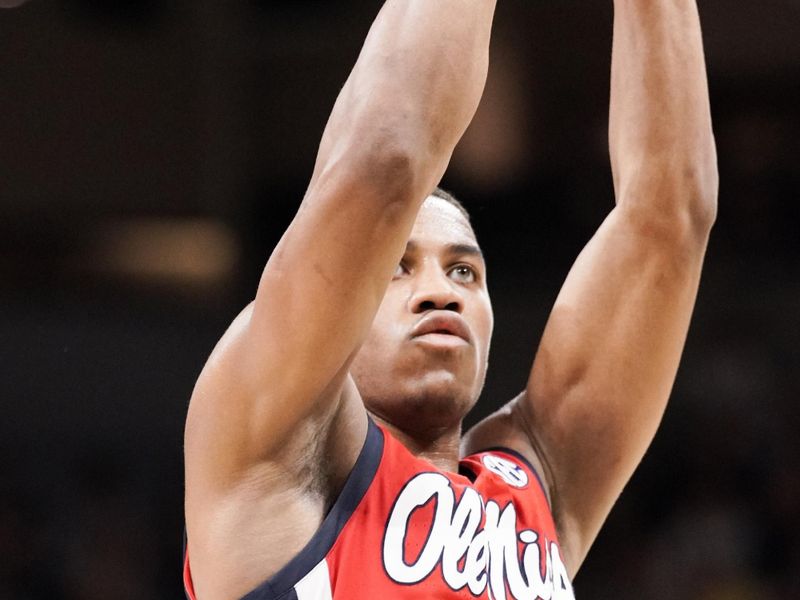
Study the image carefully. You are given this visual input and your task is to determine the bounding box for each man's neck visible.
[369,412,463,473]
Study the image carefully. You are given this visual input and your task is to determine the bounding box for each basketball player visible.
[184,1,718,598]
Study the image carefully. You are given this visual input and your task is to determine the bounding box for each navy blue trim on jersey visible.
[239,418,385,600]
[458,464,478,483]
[471,446,551,507]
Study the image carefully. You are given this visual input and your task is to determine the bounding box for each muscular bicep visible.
[522,206,710,572]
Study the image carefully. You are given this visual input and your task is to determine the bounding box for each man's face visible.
[351,196,494,435]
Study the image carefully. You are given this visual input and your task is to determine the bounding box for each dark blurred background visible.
[1,1,798,598]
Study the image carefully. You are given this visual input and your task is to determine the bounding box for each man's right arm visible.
[185,1,497,492]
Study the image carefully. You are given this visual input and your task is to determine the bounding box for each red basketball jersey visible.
[184,419,576,599]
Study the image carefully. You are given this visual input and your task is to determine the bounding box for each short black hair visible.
[429,187,471,224]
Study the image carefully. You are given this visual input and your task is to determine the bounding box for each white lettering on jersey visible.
[481,455,529,488]
[382,472,575,599]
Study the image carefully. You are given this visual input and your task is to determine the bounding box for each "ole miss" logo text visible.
[382,471,575,600]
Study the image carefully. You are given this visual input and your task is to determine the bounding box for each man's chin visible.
[365,383,476,436]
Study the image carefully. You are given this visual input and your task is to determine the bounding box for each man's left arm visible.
[466,0,718,577]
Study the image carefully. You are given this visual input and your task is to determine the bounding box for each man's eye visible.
[393,263,407,278]
[449,265,476,283]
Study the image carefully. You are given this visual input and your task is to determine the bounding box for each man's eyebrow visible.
[445,243,484,259]
[403,240,484,259]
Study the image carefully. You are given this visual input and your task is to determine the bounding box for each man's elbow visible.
[359,139,427,207]
[315,122,425,200]
[676,148,719,239]
[686,177,718,238]
[617,145,719,243]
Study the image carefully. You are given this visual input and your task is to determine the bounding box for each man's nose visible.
[408,269,464,314]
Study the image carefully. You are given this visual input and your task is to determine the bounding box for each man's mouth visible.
[410,313,472,346]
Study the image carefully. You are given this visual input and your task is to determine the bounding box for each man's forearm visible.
[311,0,497,196]
[609,0,718,226]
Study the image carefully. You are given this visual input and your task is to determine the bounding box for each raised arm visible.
[480,0,717,575]
[186,1,496,494]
